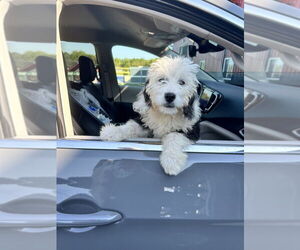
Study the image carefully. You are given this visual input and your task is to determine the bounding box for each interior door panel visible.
[57,148,243,250]
[245,80,300,140]
[200,80,244,138]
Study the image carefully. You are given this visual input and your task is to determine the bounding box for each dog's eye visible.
[178,80,185,85]
[158,78,166,82]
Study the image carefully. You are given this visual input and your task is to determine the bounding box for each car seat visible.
[69,56,120,135]
[17,56,56,135]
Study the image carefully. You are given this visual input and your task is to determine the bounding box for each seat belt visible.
[102,63,114,101]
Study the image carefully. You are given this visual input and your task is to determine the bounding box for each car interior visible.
[59,4,244,140]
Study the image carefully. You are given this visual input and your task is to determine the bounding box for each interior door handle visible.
[244,89,264,110]
[57,210,122,227]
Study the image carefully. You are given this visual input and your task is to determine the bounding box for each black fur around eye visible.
[179,80,185,85]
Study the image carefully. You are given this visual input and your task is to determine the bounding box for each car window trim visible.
[0,139,56,149]
[58,139,244,154]
[59,138,300,155]
[57,140,300,155]
[1,139,299,155]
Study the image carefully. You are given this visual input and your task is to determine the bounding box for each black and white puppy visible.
[100,57,201,175]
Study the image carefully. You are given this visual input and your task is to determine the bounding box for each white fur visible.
[160,132,191,175]
[137,97,200,138]
[100,120,149,141]
[100,57,201,175]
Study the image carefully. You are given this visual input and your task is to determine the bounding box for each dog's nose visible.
[165,92,176,103]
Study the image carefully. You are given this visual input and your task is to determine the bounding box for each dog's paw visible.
[160,150,187,176]
[99,124,123,141]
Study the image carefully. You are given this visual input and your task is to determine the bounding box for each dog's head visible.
[144,57,200,115]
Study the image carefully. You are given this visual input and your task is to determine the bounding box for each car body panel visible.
[57,148,243,250]
[0,146,56,250]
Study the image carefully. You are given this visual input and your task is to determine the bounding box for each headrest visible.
[35,56,56,84]
[79,56,96,84]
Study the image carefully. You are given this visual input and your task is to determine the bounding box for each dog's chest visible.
[142,110,193,138]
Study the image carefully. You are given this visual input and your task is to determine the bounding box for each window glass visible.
[6,41,56,136]
[61,42,97,82]
[168,37,243,86]
[112,46,158,86]
[8,41,55,84]
[245,48,300,87]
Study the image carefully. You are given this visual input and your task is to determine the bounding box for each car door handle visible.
[57,210,122,227]
[0,211,55,228]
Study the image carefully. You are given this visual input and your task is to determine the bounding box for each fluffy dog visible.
[100,57,201,175]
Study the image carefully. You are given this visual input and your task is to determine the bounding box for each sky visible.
[7,41,157,59]
[7,42,56,54]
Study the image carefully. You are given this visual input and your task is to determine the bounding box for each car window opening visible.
[59,4,244,141]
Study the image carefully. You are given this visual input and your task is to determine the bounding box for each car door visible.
[0,2,56,250]
[57,0,244,249]
[57,141,243,250]
[244,2,300,250]
[244,1,300,140]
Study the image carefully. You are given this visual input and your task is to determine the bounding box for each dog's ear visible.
[143,80,152,107]
[183,95,195,120]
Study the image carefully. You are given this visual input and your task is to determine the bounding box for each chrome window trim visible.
[245,141,300,154]
[0,139,56,149]
[58,140,300,154]
[1,139,299,155]
[58,139,244,154]
[245,145,300,155]
[64,136,244,144]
